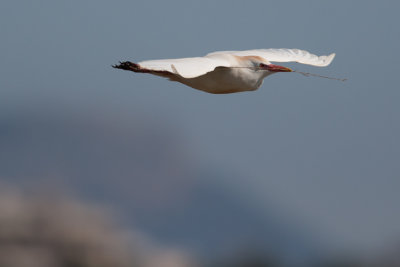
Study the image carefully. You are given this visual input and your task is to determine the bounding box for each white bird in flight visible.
[113,48,337,94]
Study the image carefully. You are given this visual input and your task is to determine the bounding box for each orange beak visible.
[265,64,292,72]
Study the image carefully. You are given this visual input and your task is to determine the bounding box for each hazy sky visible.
[1,0,400,255]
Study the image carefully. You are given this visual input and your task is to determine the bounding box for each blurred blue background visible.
[1,0,400,266]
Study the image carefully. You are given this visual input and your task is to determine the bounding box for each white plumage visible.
[113,48,335,94]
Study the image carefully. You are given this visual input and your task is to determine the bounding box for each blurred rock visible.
[0,182,194,267]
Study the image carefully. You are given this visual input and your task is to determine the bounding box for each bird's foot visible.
[112,61,141,72]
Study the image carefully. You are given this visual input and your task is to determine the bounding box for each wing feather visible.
[206,48,335,67]
[134,48,334,79]
[138,57,232,79]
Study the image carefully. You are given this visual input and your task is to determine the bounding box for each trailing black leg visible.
[112,61,142,72]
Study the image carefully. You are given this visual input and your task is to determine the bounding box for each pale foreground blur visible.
[0,182,399,267]
[0,183,195,267]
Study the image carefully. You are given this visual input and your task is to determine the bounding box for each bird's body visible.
[166,54,273,94]
[113,48,335,94]
[175,65,267,94]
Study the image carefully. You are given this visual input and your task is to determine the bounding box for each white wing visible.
[135,48,334,79]
[207,48,335,67]
[138,57,232,79]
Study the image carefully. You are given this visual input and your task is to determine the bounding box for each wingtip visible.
[319,53,336,67]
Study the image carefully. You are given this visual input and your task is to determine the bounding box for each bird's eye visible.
[258,63,269,69]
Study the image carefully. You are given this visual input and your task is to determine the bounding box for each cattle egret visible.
[113,48,336,94]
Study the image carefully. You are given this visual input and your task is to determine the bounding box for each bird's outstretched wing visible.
[206,48,335,67]
[114,48,335,80]
[136,57,232,79]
